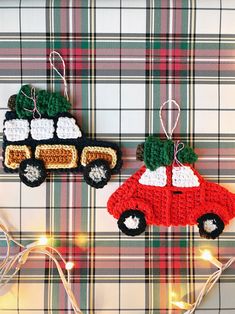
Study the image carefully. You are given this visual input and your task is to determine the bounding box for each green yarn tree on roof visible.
[139,100,198,170]
[143,136,198,171]
[15,85,71,118]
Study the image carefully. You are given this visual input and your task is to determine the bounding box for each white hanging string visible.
[49,50,69,101]
[159,99,180,140]
[0,222,82,314]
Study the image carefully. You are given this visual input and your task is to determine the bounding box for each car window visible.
[56,117,82,139]
[4,119,29,141]
[31,118,54,140]
[172,166,200,187]
[139,166,167,187]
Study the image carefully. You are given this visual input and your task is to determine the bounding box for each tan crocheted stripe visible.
[5,145,31,169]
[35,145,78,169]
[81,146,117,169]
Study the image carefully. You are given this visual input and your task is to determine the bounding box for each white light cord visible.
[172,253,235,314]
[184,257,235,314]
[159,100,180,139]
[0,223,82,314]
[49,50,69,101]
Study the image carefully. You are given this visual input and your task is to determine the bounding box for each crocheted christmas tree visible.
[138,136,198,171]
[11,85,71,118]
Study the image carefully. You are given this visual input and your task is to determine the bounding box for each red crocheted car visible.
[107,164,235,238]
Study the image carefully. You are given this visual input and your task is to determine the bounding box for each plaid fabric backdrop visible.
[0,0,235,313]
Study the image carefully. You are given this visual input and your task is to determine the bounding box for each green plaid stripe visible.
[0,0,235,313]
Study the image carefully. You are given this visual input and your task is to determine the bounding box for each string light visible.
[200,249,222,269]
[171,301,192,310]
[172,249,235,314]
[75,233,88,248]
[66,261,75,271]
[2,217,233,314]
[170,291,177,299]
[0,222,82,314]
[38,236,49,246]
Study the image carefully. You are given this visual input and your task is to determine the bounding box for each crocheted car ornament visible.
[107,102,234,239]
[3,84,122,188]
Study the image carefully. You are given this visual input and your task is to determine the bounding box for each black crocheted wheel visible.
[83,159,111,189]
[197,213,225,239]
[19,158,47,187]
[118,210,147,236]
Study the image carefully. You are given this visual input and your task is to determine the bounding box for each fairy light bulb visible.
[201,249,222,268]
[201,249,213,261]
[171,291,192,310]
[65,261,74,271]
[38,236,48,246]
[170,291,177,299]
[171,301,192,310]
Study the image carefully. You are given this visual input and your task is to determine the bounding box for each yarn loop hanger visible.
[49,50,69,101]
[20,51,69,119]
[159,99,183,167]
[159,99,181,140]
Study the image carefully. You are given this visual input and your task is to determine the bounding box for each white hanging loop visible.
[49,50,69,101]
[159,99,180,140]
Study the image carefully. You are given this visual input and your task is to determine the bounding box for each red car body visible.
[108,164,235,228]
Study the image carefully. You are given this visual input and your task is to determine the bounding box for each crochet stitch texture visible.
[143,136,198,170]
[107,164,235,227]
[107,135,235,238]
[2,85,123,188]
[16,85,71,118]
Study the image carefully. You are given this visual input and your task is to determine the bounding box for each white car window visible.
[4,119,29,141]
[172,166,200,187]
[31,118,54,140]
[139,166,167,187]
[56,117,82,139]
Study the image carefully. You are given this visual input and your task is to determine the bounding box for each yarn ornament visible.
[142,136,198,171]
[15,84,71,118]
[107,100,234,238]
[2,51,122,188]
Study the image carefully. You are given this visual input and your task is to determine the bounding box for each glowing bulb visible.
[200,249,222,268]
[170,291,177,300]
[75,233,88,248]
[201,250,213,261]
[38,236,48,246]
[65,262,74,270]
[172,301,192,310]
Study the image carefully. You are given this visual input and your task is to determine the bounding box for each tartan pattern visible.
[0,0,235,313]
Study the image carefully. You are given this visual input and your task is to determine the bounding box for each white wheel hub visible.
[89,165,107,183]
[24,164,41,182]
[203,219,218,233]
[124,216,140,229]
